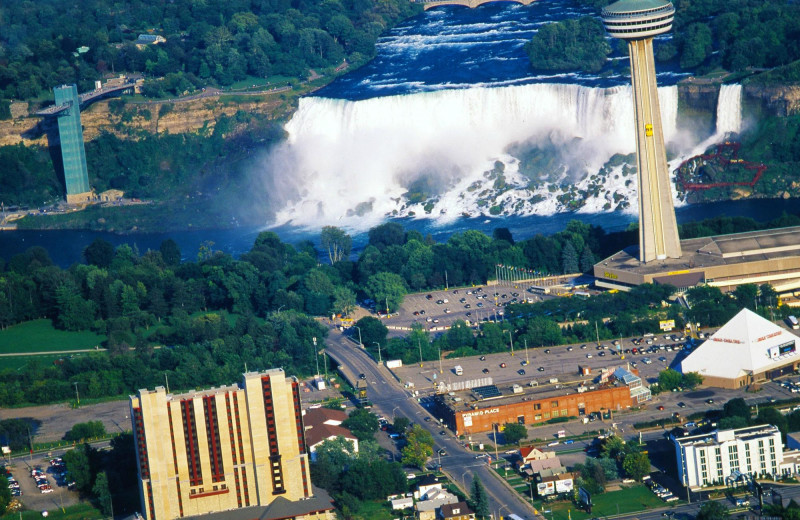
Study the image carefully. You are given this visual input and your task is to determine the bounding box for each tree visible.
[0,475,10,516]
[601,435,626,461]
[392,417,410,434]
[401,424,434,469]
[320,226,352,264]
[62,443,96,494]
[723,398,751,420]
[562,241,579,274]
[92,471,112,516]
[65,421,106,441]
[580,246,595,272]
[83,238,115,268]
[696,500,730,520]
[364,272,407,312]
[469,476,491,520]
[354,316,388,349]
[657,369,683,392]
[622,452,651,482]
[502,422,528,445]
[342,408,378,442]
[160,239,181,266]
[332,286,356,317]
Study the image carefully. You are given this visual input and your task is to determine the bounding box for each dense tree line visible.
[0,0,420,102]
[524,16,611,73]
[0,214,795,406]
[545,0,800,76]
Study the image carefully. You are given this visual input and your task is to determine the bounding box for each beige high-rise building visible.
[602,0,682,263]
[130,369,335,520]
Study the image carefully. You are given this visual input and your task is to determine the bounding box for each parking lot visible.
[389,285,546,331]
[4,455,81,513]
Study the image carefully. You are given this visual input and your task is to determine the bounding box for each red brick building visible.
[433,385,632,436]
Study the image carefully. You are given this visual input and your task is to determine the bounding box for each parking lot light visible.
[505,330,514,356]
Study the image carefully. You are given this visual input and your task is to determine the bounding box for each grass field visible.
[535,485,670,520]
[0,319,106,354]
[1,503,103,520]
[1,354,72,371]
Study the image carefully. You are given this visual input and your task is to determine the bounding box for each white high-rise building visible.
[674,425,783,488]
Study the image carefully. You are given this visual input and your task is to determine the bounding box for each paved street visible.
[325,328,540,519]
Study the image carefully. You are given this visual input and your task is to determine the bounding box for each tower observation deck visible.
[602,0,681,262]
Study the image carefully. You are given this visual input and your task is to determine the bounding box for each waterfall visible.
[716,84,742,135]
[264,83,681,228]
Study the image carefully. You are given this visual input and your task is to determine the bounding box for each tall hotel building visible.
[130,369,334,520]
[674,425,783,488]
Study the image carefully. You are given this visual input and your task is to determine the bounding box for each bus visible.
[788,316,799,330]
[528,285,550,295]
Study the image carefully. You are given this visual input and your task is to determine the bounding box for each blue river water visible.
[0,1,789,267]
[2,198,800,268]
[315,0,686,100]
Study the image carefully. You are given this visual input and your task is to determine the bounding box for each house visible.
[519,446,557,464]
[135,34,166,47]
[390,497,414,510]
[416,489,458,520]
[303,407,358,460]
[415,474,444,500]
[440,502,475,520]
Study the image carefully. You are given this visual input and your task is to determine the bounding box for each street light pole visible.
[72,382,81,406]
[418,338,423,367]
[505,330,514,356]
[524,339,529,366]
[373,342,382,365]
[353,325,363,347]
[438,344,443,374]
[313,337,319,382]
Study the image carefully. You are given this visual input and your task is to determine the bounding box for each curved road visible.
[325,329,539,520]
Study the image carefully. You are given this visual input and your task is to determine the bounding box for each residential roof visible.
[304,407,347,426]
[680,308,799,380]
[416,489,458,511]
[441,502,474,518]
[417,474,441,488]
[529,457,563,473]
[305,422,357,448]
[184,486,333,520]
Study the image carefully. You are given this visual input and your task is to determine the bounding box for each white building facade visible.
[674,425,783,488]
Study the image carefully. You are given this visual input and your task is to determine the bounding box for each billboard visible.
[537,481,555,496]
[556,478,574,493]
[660,319,675,331]
[768,340,796,359]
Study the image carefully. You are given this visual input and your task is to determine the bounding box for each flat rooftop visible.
[602,226,800,275]
[675,424,779,448]
[437,379,626,412]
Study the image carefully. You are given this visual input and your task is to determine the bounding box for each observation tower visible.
[602,0,681,262]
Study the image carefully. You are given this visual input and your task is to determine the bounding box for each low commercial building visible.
[594,226,800,294]
[674,424,783,488]
[612,366,651,404]
[433,382,632,436]
[680,308,799,389]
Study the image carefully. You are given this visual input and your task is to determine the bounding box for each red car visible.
[657,405,665,411]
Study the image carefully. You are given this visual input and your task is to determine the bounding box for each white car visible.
[586,354,592,358]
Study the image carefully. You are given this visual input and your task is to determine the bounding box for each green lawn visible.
[0,320,106,354]
[1,354,72,371]
[535,485,670,520]
[354,499,395,520]
[1,503,103,520]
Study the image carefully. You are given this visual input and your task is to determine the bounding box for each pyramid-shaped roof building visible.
[680,308,799,388]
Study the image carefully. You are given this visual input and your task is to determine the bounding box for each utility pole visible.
[72,382,80,406]
[418,338,423,367]
[506,330,514,356]
[524,339,529,366]
[445,270,448,291]
[164,373,170,393]
[313,337,319,381]
[438,344,443,374]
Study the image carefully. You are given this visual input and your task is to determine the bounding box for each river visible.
[2,198,800,268]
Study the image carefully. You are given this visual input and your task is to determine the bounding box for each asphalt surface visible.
[325,329,539,519]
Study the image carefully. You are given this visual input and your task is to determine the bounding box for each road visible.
[325,328,539,519]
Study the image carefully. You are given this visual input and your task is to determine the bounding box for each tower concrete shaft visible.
[602,0,682,262]
[628,38,681,262]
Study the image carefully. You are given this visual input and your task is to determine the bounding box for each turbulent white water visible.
[716,84,743,135]
[267,83,681,229]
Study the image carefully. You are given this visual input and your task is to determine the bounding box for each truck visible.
[454,365,463,376]
[788,316,799,330]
